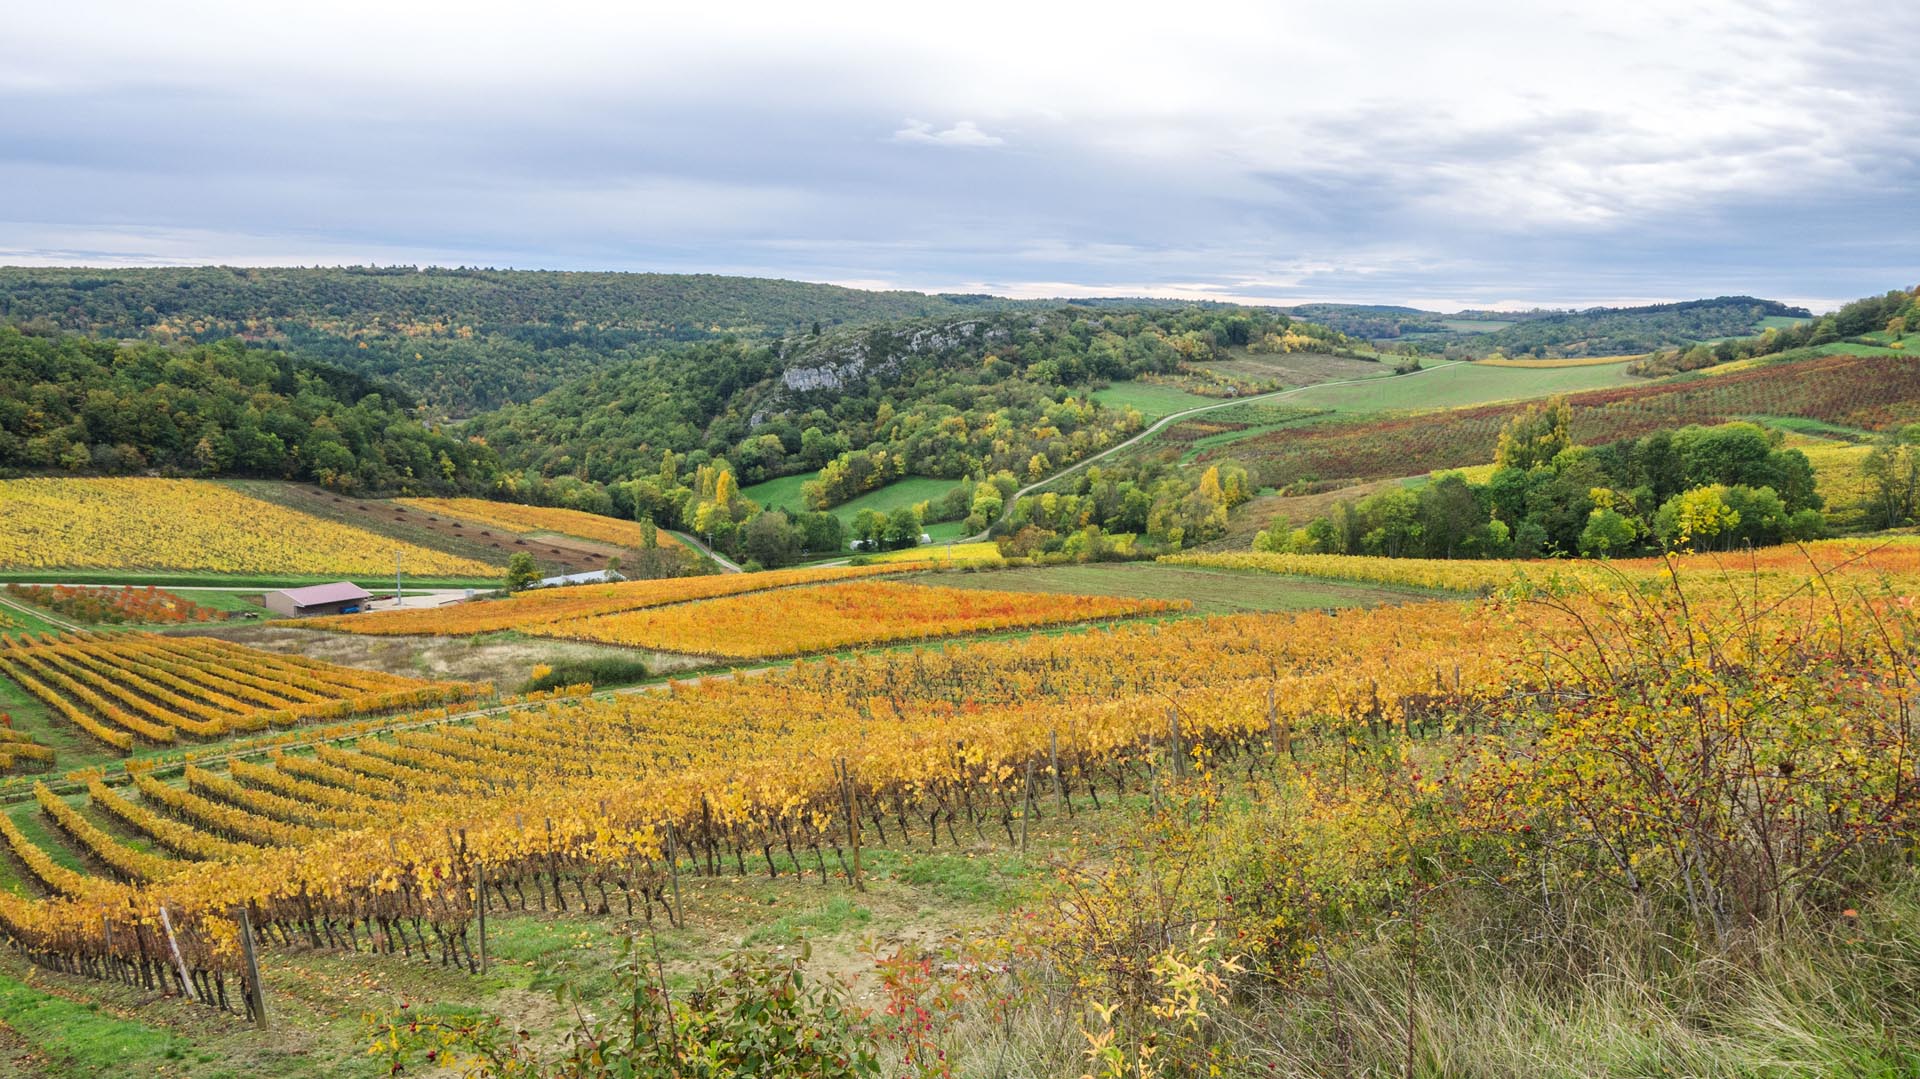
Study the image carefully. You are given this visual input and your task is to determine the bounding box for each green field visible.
[1440,318,1515,333]
[1809,341,1908,357]
[907,561,1439,615]
[1284,360,1638,414]
[744,473,966,544]
[1090,381,1221,419]
[1759,315,1814,330]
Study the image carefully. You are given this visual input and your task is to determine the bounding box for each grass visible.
[740,896,873,946]
[0,597,69,638]
[1090,381,1221,419]
[165,590,270,614]
[744,474,967,545]
[0,970,204,1076]
[1175,406,1333,461]
[1809,341,1909,357]
[0,670,72,764]
[1759,314,1814,330]
[1284,361,1639,414]
[906,561,1436,615]
[1749,414,1879,441]
[1474,353,1642,368]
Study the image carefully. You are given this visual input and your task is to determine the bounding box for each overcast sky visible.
[2,1,1914,311]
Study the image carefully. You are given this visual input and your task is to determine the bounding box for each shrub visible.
[518,656,650,693]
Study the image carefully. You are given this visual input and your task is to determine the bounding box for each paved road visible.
[0,592,82,633]
[669,529,744,573]
[960,361,1461,542]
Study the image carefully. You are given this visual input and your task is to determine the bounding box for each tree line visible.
[1255,400,1828,559]
[1629,287,1916,377]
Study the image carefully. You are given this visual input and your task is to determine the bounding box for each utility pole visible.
[394,550,404,608]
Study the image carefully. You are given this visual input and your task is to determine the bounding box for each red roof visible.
[271,582,372,607]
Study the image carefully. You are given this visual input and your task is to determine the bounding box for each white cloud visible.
[892,120,1004,148]
[0,1,1915,304]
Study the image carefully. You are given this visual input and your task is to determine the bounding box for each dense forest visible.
[469,305,1345,496]
[1296,296,1811,357]
[0,299,1358,564]
[0,267,1023,415]
[1629,287,1917,376]
[0,324,498,493]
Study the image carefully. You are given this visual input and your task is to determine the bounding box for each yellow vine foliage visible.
[0,479,500,577]
[534,581,1185,658]
[0,632,486,751]
[0,542,1910,1014]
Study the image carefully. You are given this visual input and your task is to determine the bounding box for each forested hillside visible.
[1630,287,1916,376]
[0,325,498,494]
[470,305,1353,490]
[1298,296,1811,357]
[0,267,1013,414]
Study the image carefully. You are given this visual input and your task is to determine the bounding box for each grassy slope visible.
[1284,360,1638,413]
[743,474,969,544]
[907,562,1440,615]
[1090,382,1220,419]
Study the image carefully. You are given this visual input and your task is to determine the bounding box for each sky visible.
[1,1,1914,312]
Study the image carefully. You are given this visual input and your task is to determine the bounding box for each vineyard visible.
[532,580,1187,658]
[1199,352,1920,485]
[4,584,230,626]
[301,563,905,636]
[0,478,501,577]
[394,497,684,550]
[0,537,1908,1057]
[0,595,1514,1012]
[1166,535,1920,594]
[0,633,488,752]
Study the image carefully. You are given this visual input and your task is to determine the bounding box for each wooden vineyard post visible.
[661,820,684,928]
[158,906,196,1002]
[1048,729,1068,815]
[838,758,864,893]
[231,905,267,1029]
[1019,759,1034,854]
[462,827,487,975]
[1169,709,1186,778]
[475,859,489,974]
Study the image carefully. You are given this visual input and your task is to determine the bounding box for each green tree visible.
[1494,396,1573,471]
[884,506,923,549]
[741,510,802,568]
[505,552,539,591]
[1653,486,1741,550]
[1579,507,1639,557]
[1863,425,1920,527]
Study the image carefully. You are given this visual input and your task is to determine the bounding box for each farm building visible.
[531,569,626,589]
[262,582,372,617]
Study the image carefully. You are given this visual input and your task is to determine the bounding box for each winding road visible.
[668,529,745,573]
[960,361,1463,541]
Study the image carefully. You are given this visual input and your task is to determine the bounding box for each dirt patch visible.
[230,482,630,576]
[179,625,709,690]
[1196,350,1388,385]
[0,1017,50,1078]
